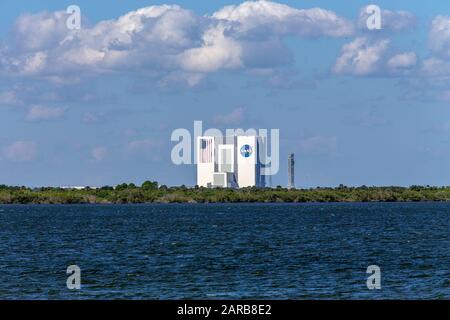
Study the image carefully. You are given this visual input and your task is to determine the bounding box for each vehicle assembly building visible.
[197,135,265,188]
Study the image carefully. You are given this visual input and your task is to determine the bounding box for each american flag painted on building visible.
[199,138,213,163]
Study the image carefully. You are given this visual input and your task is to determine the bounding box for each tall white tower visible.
[236,136,258,188]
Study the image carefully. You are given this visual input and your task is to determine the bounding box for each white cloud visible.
[387,52,417,69]
[3,141,37,162]
[0,1,354,86]
[21,51,47,75]
[429,15,450,58]
[1,5,201,77]
[11,11,69,52]
[179,23,243,73]
[332,6,417,77]
[358,6,415,32]
[418,15,450,100]
[26,105,65,121]
[333,37,390,75]
[213,0,354,37]
[91,147,108,162]
[422,58,450,76]
[213,107,245,125]
[186,0,354,73]
[333,36,417,75]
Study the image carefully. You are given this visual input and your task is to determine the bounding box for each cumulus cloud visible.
[0,2,426,85]
[332,6,417,76]
[180,0,353,73]
[357,6,416,32]
[333,37,390,75]
[422,58,450,76]
[3,141,37,162]
[11,11,69,52]
[418,15,450,99]
[387,52,417,69]
[334,37,417,75]
[1,5,201,78]
[0,1,354,86]
[213,0,354,37]
[26,105,65,121]
[429,15,450,58]
[179,23,243,73]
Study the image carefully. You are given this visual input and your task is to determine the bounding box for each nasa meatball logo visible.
[240,144,253,158]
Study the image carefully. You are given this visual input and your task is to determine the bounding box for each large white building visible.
[197,135,264,188]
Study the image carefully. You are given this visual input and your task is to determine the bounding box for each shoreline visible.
[2,184,450,204]
[1,200,450,205]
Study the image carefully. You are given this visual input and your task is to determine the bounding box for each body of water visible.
[0,203,448,299]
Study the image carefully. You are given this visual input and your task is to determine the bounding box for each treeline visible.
[1,182,450,204]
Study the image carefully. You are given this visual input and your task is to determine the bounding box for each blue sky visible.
[1,0,450,188]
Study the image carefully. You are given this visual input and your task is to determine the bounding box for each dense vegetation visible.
[1,182,450,204]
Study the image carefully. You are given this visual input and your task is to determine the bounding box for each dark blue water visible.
[0,203,448,299]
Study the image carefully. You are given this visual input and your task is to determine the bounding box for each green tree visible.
[115,183,129,191]
[141,180,158,191]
